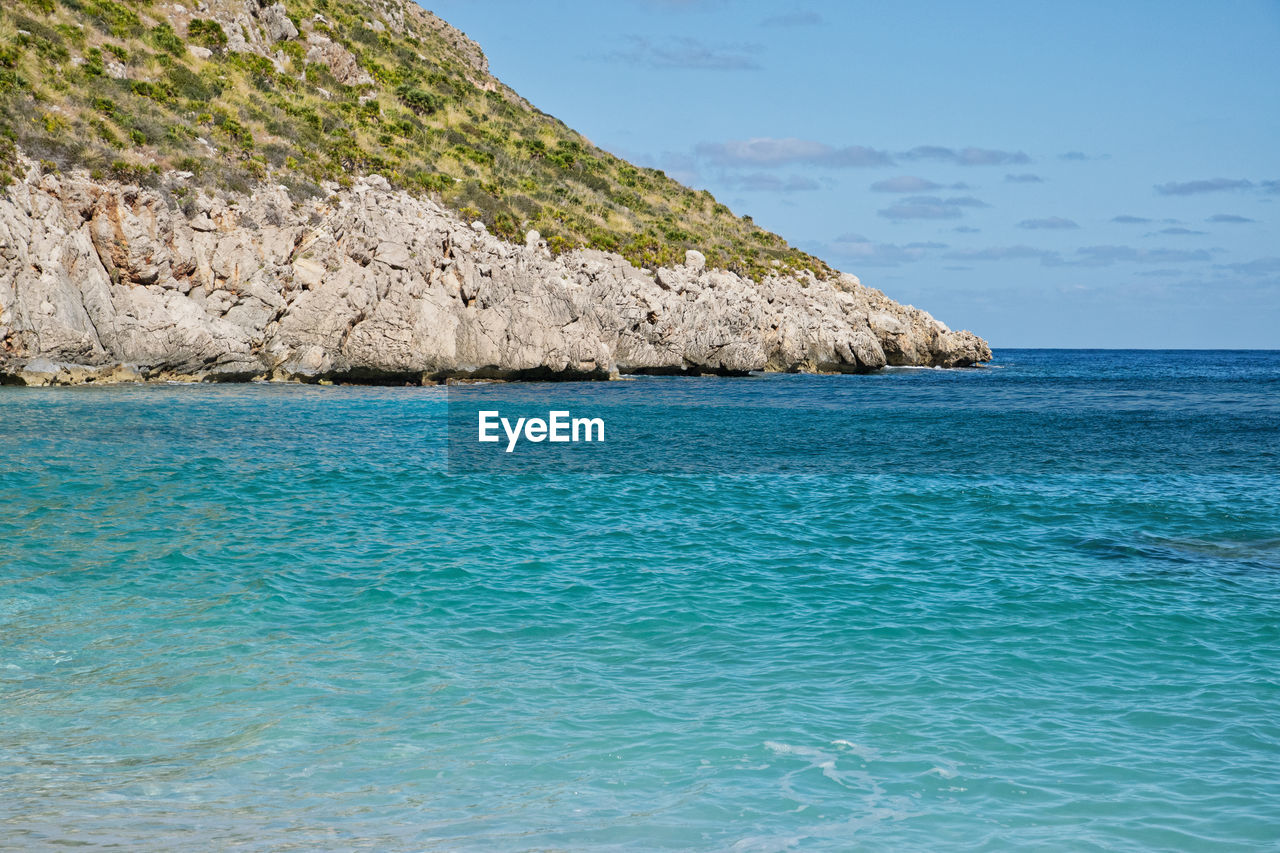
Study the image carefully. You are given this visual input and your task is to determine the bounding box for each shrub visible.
[587,229,621,253]
[41,113,68,134]
[166,63,216,101]
[165,124,195,143]
[0,65,25,93]
[0,133,17,186]
[548,140,580,169]
[149,23,183,55]
[82,47,104,77]
[510,194,541,219]
[546,234,576,255]
[109,158,146,182]
[129,80,175,105]
[387,117,415,138]
[518,138,546,159]
[608,187,642,211]
[226,51,277,92]
[579,172,609,193]
[187,19,228,51]
[83,0,142,38]
[409,170,453,193]
[90,118,120,145]
[279,40,305,65]
[173,155,204,174]
[212,109,253,149]
[491,211,520,241]
[450,144,493,167]
[395,85,441,115]
[55,23,86,48]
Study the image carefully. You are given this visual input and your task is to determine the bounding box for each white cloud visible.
[1018,217,1079,230]
[870,176,942,193]
[608,36,761,70]
[695,137,893,167]
[878,196,988,220]
[900,146,1030,166]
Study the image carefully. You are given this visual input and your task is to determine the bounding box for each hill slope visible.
[0,0,990,385]
[0,0,831,280]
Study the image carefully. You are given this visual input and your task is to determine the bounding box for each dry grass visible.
[0,0,831,280]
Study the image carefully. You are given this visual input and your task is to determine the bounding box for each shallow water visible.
[2,350,1279,850]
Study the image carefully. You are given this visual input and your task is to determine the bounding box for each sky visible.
[421,0,1280,348]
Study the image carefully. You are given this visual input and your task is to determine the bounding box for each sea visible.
[2,349,1278,851]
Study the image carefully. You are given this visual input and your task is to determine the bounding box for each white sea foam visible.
[831,739,879,761]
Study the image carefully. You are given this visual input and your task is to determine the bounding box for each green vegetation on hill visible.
[0,0,833,280]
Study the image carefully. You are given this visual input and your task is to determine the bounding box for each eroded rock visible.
[0,158,990,385]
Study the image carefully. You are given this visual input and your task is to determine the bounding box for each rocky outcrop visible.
[303,33,374,87]
[164,0,481,85]
[0,161,989,386]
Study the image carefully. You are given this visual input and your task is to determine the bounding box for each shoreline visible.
[1,357,994,388]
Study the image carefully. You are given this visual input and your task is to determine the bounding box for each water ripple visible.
[2,351,1279,850]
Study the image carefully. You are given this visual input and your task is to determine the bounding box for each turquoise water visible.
[2,350,1279,851]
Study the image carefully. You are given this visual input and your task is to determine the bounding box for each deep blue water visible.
[2,349,1279,851]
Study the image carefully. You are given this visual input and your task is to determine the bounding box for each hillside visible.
[0,0,832,280]
[0,0,989,385]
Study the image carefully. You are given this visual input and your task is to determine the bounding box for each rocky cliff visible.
[0,0,989,384]
[0,162,989,385]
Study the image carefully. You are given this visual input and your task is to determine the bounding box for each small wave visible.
[831,739,879,761]
[765,740,832,760]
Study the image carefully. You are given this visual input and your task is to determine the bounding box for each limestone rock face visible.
[304,33,374,87]
[0,161,990,385]
[261,3,299,42]
[174,0,300,63]
[159,0,467,88]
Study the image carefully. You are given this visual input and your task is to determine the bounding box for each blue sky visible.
[422,0,1279,347]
